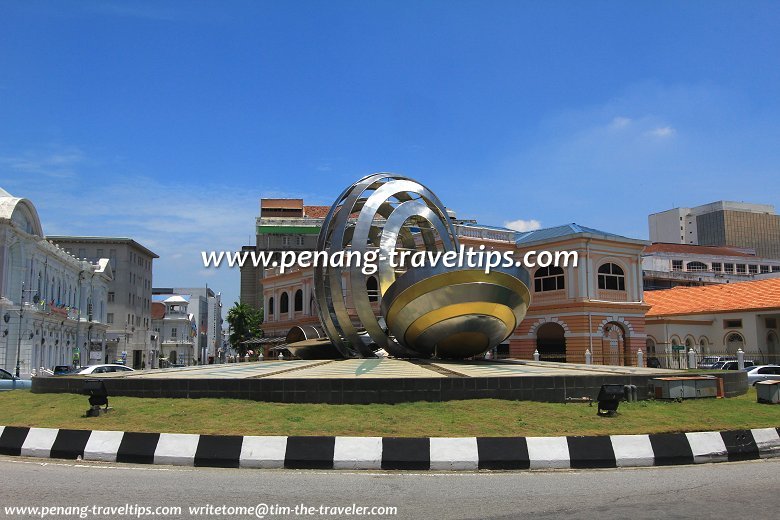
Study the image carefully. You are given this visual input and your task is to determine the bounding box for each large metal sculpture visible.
[313,173,531,359]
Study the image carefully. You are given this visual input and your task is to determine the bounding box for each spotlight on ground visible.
[596,384,624,416]
[82,379,111,417]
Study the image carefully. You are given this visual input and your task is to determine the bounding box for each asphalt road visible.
[1,456,779,520]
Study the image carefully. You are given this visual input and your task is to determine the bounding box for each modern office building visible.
[642,243,780,291]
[48,236,158,369]
[1,188,111,376]
[649,201,780,259]
[153,287,223,363]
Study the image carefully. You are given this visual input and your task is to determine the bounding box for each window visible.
[598,263,625,291]
[773,266,780,273]
[748,264,758,274]
[281,236,291,246]
[78,248,86,259]
[766,318,777,329]
[108,292,115,303]
[686,261,708,272]
[280,292,289,314]
[171,327,177,338]
[294,289,303,312]
[295,235,305,246]
[736,264,746,274]
[96,249,103,258]
[760,265,770,274]
[672,260,683,271]
[712,262,722,272]
[268,297,274,316]
[724,263,734,273]
[107,313,114,324]
[366,276,379,302]
[724,319,742,328]
[534,266,565,292]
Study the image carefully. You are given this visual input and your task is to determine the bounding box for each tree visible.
[226,302,263,356]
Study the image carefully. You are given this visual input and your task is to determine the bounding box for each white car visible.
[78,364,135,375]
[745,365,780,386]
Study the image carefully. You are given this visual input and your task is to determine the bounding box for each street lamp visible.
[15,282,25,378]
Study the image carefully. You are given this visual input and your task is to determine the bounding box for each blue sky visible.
[1,1,779,314]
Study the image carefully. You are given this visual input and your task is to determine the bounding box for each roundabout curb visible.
[1,425,779,470]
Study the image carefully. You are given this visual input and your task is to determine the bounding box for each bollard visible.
[637,349,644,368]
[278,352,284,361]
[585,349,592,365]
[258,352,263,361]
[737,348,745,370]
[533,349,540,361]
[687,348,696,370]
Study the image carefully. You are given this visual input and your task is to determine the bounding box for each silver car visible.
[0,368,32,391]
[745,365,780,386]
[77,364,135,375]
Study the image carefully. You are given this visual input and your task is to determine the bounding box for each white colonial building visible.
[0,188,111,376]
[151,295,197,366]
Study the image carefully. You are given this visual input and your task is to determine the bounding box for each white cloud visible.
[504,219,542,232]
[610,116,632,129]
[646,126,676,138]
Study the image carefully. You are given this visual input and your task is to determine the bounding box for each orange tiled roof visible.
[645,278,780,317]
[151,301,166,320]
[303,205,330,218]
[644,242,756,257]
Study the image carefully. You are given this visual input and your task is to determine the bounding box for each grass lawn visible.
[0,389,777,437]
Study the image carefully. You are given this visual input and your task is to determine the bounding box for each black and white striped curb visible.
[1,425,779,470]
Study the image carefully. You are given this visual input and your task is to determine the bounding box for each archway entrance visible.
[725,332,744,355]
[601,322,628,366]
[536,322,566,362]
[767,331,778,364]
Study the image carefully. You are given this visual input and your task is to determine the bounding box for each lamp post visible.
[15,282,25,378]
[3,312,10,367]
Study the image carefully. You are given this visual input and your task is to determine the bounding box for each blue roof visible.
[514,223,640,245]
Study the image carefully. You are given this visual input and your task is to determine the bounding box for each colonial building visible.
[0,188,111,376]
[49,236,158,369]
[645,278,780,367]
[252,200,650,366]
[153,287,223,364]
[151,295,196,366]
[642,242,780,291]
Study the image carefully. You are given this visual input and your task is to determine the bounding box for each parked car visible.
[698,356,737,369]
[77,364,135,375]
[745,365,780,385]
[0,368,32,391]
[53,365,77,376]
[712,360,755,370]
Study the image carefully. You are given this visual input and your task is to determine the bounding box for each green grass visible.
[0,389,777,437]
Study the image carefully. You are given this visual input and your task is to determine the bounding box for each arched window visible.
[268,297,274,316]
[366,276,379,302]
[598,263,625,291]
[686,261,708,272]
[280,292,289,314]
[294,289,303,312]
[534,266,565,292]
[685,337,694,350]
[646,338,656,354]
[726,332,744,354]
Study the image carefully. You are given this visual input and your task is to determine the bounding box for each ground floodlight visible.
[82,379,110,417]
[596,384,624,416]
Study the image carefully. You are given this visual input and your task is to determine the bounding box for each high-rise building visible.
[48,236,158,369]
[649,201,780,259]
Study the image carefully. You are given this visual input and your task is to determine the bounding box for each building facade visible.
[239,199,328,311]
[250,201,650,366]
[649,201,780,259]
[153,287,223,363]
[642,243,780,291]
[151,296,196,366]
[645,278,780,367]
[49,236,158,369]
[1,188,111,376]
